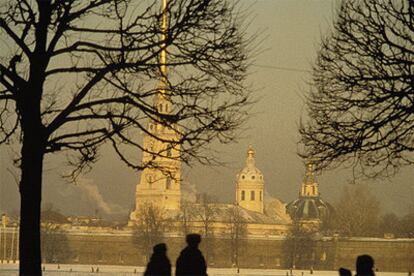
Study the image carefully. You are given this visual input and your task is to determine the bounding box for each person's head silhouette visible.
[145,243,171,276]
[186,233,201,248]
[153,243,167,255]
[356,254,375,275]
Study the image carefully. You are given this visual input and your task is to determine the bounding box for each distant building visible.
[236,146,264,214]
[286,162,331,229]
[126,0,289,232]
[129,1,181,223]
[130,142,290,235]
[128,91,182,221]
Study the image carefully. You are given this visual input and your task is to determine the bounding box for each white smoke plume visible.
[76,177,124,215]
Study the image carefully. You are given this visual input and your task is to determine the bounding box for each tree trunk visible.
[18,2,49,269]
[19,123,45,275]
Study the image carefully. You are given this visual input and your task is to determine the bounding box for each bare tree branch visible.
[0,0,254,273]
[300,0,414,178]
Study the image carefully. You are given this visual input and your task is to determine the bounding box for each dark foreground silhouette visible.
[356,254,375,276]
[176,233,207,276]
[144,243,171,276]
[339,267,352,276]
[339,254,375,276]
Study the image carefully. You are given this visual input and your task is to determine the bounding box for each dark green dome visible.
[286,196,331,221]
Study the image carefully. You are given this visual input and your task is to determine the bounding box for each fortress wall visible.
[1,228,413,272]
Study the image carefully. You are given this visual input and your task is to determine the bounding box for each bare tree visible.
[0,0,253,273]
[227,204,247,268]
[41,205,70,264]
[334,185,380,237]
[194,193,217,263]
[133,203,168,260]
[400,212,414,238]
[299,0,414,178]
[283,223,316,270]
[379,213,402,237]
[41,223,70,264]
[178,200,195,237]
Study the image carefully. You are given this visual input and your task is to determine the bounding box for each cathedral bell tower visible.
[236,146,264,213]
[130,0,181,223]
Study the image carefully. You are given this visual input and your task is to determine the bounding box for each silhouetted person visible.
[339,267,352,276]
[176,234,207,276]
[144,243,171,276]
[356,255,375,276]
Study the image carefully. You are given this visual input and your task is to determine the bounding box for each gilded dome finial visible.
[247,145,255,158]
[306,161,314,176]
[246,145,256,167]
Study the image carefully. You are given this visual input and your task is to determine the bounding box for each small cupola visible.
[236,145,265,214]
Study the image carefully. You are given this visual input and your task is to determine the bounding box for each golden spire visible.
[154,0,170,114]
[160,0,168,89]
[246,145,256,167]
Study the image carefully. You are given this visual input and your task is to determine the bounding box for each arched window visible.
[252,175,255,180]
[159,104,163,112]
[260,191,262,201]
[166,177,172,189]
[167,148,172,157]
[241,190,245,201]
[147,175,153,189]
[251,191,255,200]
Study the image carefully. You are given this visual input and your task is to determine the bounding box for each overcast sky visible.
[1,0,414,218]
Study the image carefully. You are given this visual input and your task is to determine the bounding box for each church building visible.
[236,146,264,214]
[286,162,331,229]
[129,0,181,223]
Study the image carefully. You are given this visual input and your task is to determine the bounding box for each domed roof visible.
[286,197,331,220]
[286,161,332,222]
[237,146,264,183]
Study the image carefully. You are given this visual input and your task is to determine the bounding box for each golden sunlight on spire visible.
[160,0,168,87]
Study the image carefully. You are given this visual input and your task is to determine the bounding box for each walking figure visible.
[176,234,207,276]
[144,243,171,276]
[356,254,375,276]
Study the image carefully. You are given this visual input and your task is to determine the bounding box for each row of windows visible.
[158,103,169,113]
[241,175,263,180]
[240,190,262,201]
[303,186,317,195]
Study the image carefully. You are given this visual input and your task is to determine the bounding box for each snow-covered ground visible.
[0,263,409,275]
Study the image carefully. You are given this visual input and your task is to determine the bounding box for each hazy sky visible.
[1,0,414,218]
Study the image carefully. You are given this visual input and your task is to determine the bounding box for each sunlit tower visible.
[130,0,181,223]
[236,146,264,213]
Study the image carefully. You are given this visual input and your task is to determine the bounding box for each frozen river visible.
[0,264,409,275]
